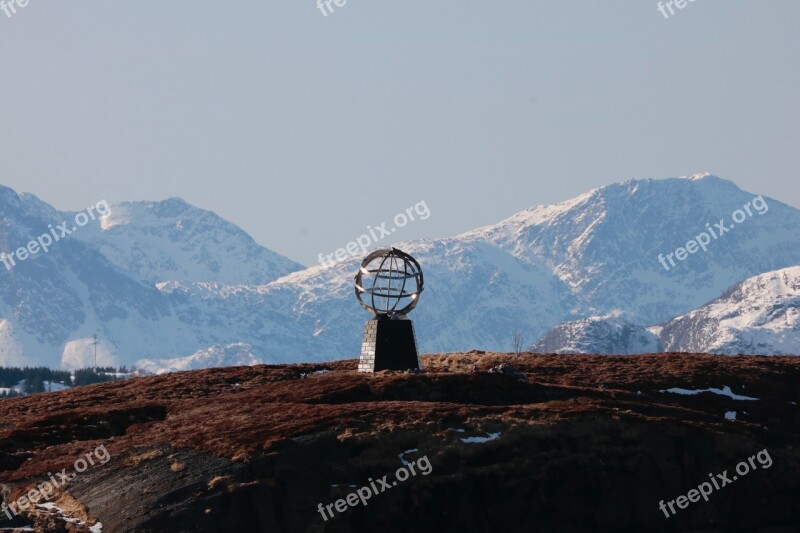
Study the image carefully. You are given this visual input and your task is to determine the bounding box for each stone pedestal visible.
[358,316,421,372]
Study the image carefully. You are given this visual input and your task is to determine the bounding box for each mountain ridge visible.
[1,174,799,369]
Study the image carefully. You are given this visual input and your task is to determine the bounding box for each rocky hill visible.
[1,352,799,532]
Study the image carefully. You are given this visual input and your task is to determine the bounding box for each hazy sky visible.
[1,1,798,265]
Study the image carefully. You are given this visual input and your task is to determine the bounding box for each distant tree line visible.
[74,366,131,386]
[0,366,132,397]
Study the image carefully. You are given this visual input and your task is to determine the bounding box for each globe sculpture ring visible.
[354,248,424,317]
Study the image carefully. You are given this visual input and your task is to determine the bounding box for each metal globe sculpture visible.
[355,248,424,373]
[354,248,424,318]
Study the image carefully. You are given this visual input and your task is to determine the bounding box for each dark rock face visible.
[1,353,800,532]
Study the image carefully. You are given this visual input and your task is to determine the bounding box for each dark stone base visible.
[358,317,421,373]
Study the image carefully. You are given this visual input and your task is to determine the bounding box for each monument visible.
[354,248,424,372]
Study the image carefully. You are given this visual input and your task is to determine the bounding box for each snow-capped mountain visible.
[466,173,800,325]
[1,173,799,369]
[256,173,800,358]
[660,266,800,355]
[530,315,662,354]
[135,343,266,374]
[531,266,800,356]
[75,198,303,285]
[251,237,576,360]
[0,186,305,368]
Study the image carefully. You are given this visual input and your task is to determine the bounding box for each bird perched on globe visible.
[354,248,423,372]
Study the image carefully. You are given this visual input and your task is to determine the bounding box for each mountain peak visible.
[0,184,22,210]
[152,196,193,217]
[681,171,714,181]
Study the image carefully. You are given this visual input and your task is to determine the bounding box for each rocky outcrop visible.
[1,353,799,531]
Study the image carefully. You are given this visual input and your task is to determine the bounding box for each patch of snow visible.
[725,411,737,420]
[35,502,93,527]
[398,448,419,466]
[461,432,502,444]
[99,204,133,231]
[1,379,27,395]
[102,372,129,378]
[659,385,758,401]
[43,381,70,392]
[682,172,713,181]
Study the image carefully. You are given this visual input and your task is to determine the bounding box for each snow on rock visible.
[398,449,419,465]
[43,381,71,392]
[1,379,71,396]
[76,198,304,286]
[659,385,758,401]
[463,175,800,327]
[461,432,502,444]
[35,501,102,530]
[661,266,800,355]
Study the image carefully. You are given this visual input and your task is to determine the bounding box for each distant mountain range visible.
[1,173,798,370]
[660,266,800,355]
[531,266,800,356]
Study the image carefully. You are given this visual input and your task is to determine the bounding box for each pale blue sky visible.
[1,1,798,265]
